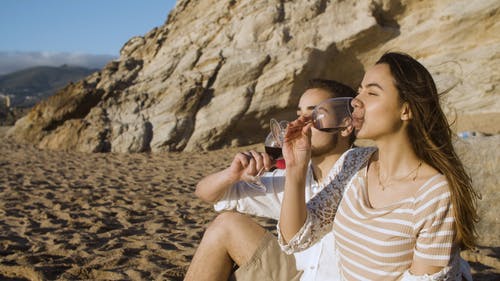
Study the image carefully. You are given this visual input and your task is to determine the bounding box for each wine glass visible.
[311,97,353,133]
[267,118,288,158]
[247,119,288,191]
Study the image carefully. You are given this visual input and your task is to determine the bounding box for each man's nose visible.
[300,111,312,118]
[351,98,363,109]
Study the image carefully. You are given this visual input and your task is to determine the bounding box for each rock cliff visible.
[7,0,500,152]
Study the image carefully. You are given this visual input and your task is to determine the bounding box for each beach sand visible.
[0,128,276,280]
[0,125,498,280]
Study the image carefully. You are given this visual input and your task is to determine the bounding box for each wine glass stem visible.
[255,167,265,177]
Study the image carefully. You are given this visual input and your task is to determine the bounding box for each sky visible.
[0,0,177,74]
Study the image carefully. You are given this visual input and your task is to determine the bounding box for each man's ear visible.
[401,102,413,121]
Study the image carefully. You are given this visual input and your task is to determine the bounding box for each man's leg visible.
[184,212,267,281]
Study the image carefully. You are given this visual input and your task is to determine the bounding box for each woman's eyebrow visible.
[364,83,384,91]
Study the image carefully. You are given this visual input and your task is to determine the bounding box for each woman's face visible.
[352,63,406,140]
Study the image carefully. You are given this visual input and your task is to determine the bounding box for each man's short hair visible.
[306,79,356,99]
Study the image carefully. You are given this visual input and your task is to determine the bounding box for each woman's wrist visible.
[285,166,308,188]
[285,161,309,173]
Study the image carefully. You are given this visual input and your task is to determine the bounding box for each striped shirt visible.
[279,149,456,281]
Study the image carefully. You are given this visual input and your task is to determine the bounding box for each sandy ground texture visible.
[0,126,498,280]
[0,128,274,281]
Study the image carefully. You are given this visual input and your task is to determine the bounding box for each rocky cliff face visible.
[8,0,500,152]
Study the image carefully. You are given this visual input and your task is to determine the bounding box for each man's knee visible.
[205,212,250,238]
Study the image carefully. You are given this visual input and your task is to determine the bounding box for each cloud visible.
[0,51,117,75]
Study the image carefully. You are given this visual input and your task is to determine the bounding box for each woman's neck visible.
[374,133,420,176]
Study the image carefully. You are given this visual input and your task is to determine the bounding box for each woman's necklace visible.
[377,161,422,191]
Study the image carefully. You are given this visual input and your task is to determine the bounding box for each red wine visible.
[317,126,347,133]
[265,146,283,159]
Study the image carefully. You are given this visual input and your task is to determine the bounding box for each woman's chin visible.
[354,129,370,140]
[354,126,364,136]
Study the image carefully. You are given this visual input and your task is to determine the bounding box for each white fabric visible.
[215,147,376,281]
[400,250,473,281]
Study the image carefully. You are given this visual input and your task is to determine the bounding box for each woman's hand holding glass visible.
[282,116,313,170]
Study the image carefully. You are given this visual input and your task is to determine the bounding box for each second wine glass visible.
[248,119,288,191]
[267,118,288,158]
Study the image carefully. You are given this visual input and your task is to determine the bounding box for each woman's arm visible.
[278,117,312,242]
[279,165,309,242]
[408,177,456,278]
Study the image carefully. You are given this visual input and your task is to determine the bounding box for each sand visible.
[0,126,498,280]
[0,128,275,280]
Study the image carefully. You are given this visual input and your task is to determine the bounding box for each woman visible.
[278,52,479,280]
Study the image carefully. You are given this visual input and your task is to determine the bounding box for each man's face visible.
[297,88,338,157]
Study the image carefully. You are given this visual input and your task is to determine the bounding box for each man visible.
[185,79,359,281]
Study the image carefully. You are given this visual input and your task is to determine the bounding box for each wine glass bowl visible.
[266,119,288,160]
[311,97,353,133]
[270,119,288,148]
[246,119,288,190]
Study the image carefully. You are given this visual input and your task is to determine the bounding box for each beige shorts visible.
[230,231,303,281]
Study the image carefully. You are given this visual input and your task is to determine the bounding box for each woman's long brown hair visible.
[376,52,479,249]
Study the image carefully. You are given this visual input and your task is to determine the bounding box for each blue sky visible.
[0,0,177,74]
[0,0,177,55]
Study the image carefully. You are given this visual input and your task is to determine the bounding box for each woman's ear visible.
[400,102,413,121]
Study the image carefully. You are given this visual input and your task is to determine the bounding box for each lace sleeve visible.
[278,147,376,253]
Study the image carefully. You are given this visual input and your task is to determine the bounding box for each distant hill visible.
[0,65,97,107]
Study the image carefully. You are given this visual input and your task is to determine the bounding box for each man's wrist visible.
[222,167,241,185]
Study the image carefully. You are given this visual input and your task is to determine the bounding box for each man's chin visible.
[311,146,336,157]
[310,146,321,157]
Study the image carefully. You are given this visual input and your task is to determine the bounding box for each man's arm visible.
[195,150,272,203]
[195,167,240,203]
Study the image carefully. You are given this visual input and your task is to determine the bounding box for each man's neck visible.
[310,151,345,183]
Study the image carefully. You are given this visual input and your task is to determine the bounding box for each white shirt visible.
[214,147,376,280]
